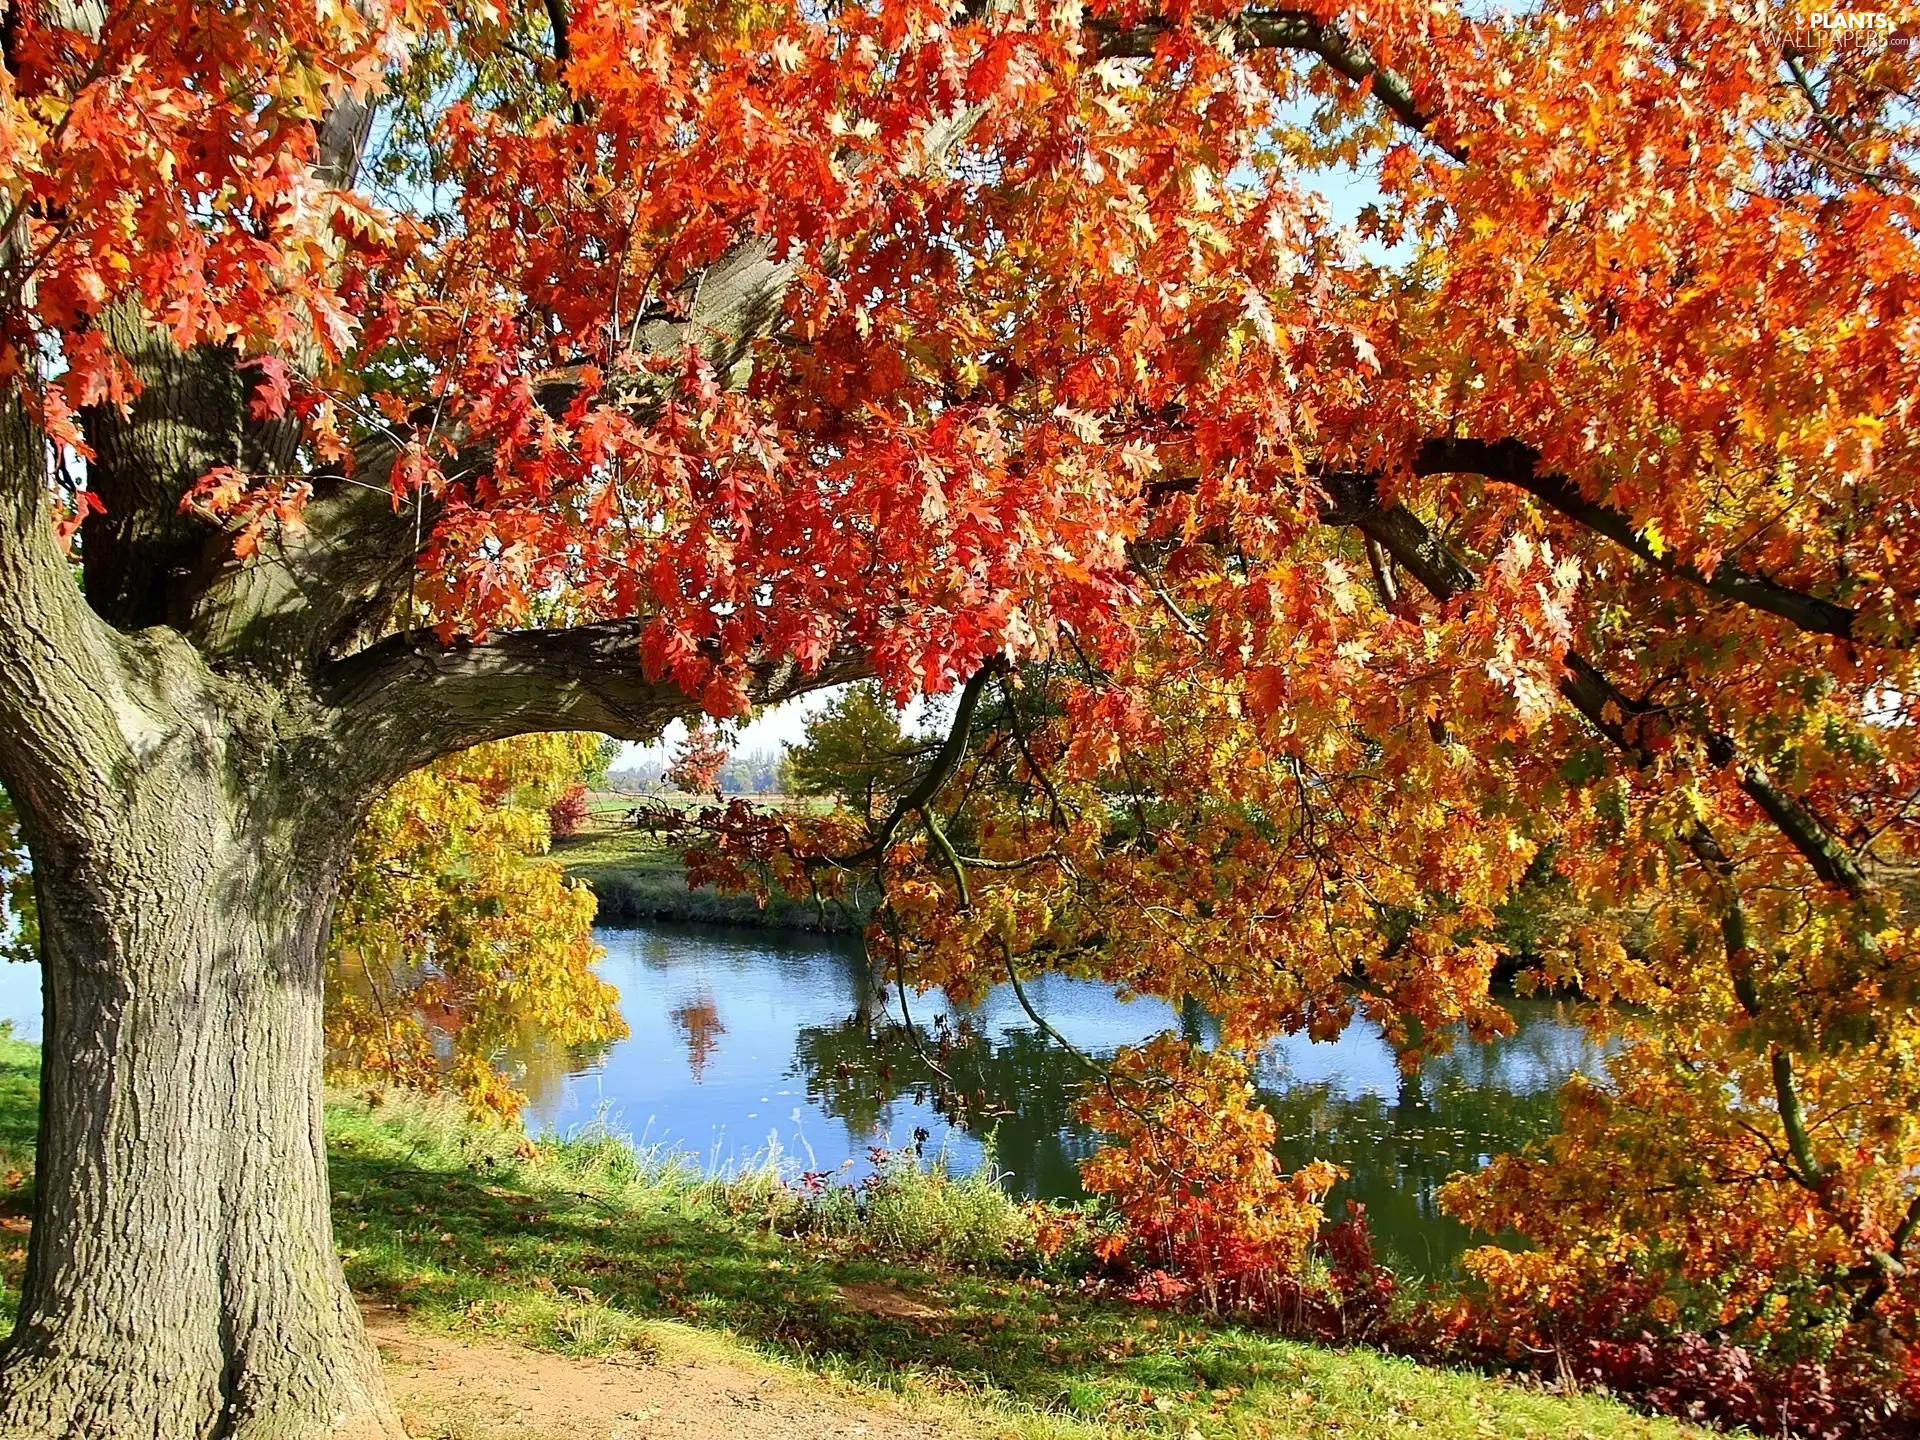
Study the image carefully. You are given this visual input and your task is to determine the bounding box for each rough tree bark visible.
[0,504,859,1438]
[0,369,396,1434]
[2,755,393,1438]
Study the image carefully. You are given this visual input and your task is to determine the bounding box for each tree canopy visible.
[783,683,920,818]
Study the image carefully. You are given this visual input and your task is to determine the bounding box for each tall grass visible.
[797,1146,1040,1268]
[347,1088,1053,1274]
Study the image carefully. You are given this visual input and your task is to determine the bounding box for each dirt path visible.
[365,1305,976,1440]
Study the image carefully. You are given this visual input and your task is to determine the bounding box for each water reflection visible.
[793,1012,1100,1197]
[669,992,727,1082]
[529,923,1608,1276]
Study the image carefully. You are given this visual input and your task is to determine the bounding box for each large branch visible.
[818,658,1003,869]
[0,0,241,843]
[183,428,443,670]
[1093,10,1466,161]
[0,399,174,840]
[77,94,383,634]
[316,619,870,791]
[1415,437,1867,644]
[1321,469,1476,596]
[234,235,804,676]
[240,93,380,480]
[1323,476,1874,897]
[77,313,244,629]
[624,237,795,392]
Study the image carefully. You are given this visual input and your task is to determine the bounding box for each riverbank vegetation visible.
[556,824,871,933]
[558,682,936,932]
[687,661,1920,1440]
[0,1041,1703,1440]
[350,665,1920,1436]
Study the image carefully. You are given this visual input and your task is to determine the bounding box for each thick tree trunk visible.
[0,755,399,1440]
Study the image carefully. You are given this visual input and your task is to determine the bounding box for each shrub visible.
[548,783,591,838]
[1081,1037,1341,1315]
[1405,1249,1920,1439]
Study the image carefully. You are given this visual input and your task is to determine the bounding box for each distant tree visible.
[667,723,729,796]
[718,747,780,794]
[584,736,623,789]
[783,683,918,820]
[606,759,667,793]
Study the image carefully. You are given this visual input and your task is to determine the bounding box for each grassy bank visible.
[557,824,873,933]
[0,1038,1706,1440]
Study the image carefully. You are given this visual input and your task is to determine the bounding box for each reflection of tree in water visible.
[349,954,625,1119]
[1262,1075,1566,1275]
[481,1027,621,1118]
[786,972,1600,1276]
[1419,998,1617,1093]
[790,1011,1099,1198]
[1254,1002,1602,1273]
[670,991,727,1082]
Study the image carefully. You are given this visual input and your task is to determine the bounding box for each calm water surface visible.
[0,921,1608,1276]
[529,924,1608,1276]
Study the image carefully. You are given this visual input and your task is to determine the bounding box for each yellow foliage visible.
[328,734,626,1121]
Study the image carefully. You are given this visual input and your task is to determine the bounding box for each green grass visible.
[0,1031,34,1184]
[325,1106,1711,1437]
[0,1047,1712,1438]
[555,825,872,932]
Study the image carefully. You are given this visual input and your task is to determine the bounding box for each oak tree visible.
[0,0,1912,1434]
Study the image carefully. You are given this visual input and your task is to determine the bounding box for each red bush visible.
[1093,1199,1396,1345]
[547,783,590,838]
[1093,1200,1918,1439]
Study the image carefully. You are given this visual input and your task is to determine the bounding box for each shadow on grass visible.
[325,1102,1299,1424]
